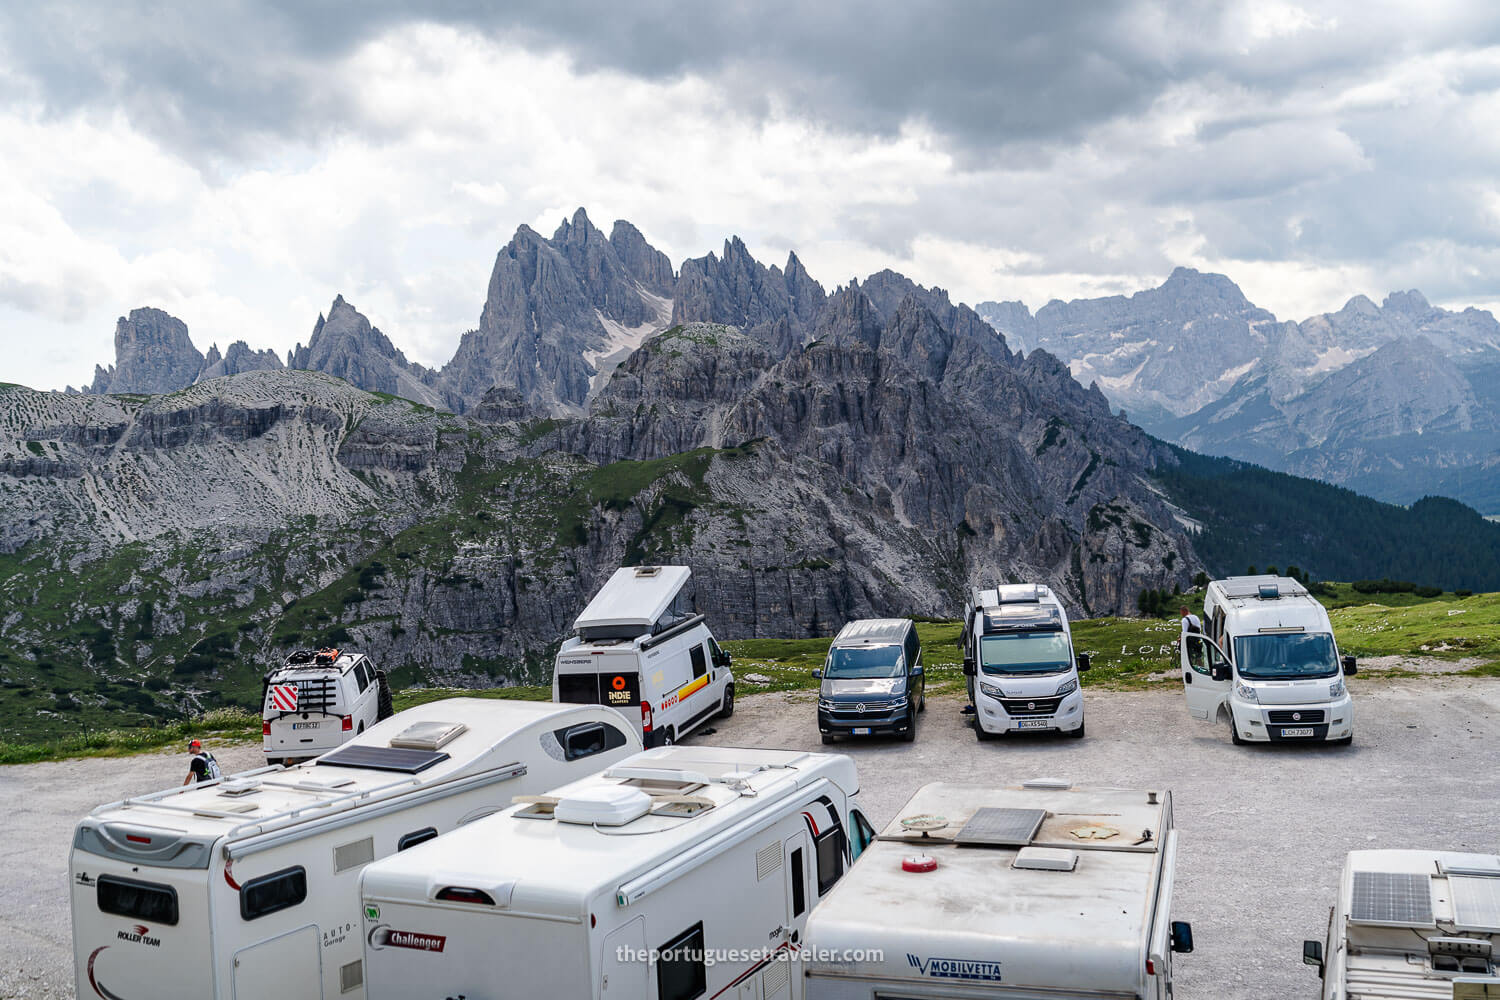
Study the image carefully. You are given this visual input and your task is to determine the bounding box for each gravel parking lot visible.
[2,677,1496,999]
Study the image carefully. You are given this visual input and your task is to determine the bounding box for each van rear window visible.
[97,874,179,926]
[557,674,602,704]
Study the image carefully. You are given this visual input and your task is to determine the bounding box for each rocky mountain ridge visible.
[978,273,1500,510]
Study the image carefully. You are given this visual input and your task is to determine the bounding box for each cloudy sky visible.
[4,0,1500,390]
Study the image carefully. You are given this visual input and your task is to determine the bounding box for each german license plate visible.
[292,722,320,730]
[852,727,871,735]
[1018,720,1048,730]
[1281,727,1314,738]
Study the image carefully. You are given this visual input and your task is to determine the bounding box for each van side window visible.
[849,809,876,860]
[240,866,307,921]
[689,644,707,679]
[352,661,371,694]
[398,827,439,852]
[97,874,179,926]
[905,629,920,668]
[790,847,807,917]
[656,921,707,1000]
[557,721,628,761]
[814,827,846,895]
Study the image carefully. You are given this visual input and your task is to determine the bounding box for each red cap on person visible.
[189,740,202,750]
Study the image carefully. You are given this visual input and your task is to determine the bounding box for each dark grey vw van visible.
[814,618,926,743]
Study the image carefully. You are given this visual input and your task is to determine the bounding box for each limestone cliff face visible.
[89,308,206,394]
[287,296,446,409]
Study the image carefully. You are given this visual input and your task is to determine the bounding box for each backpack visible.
[195,752,222,781]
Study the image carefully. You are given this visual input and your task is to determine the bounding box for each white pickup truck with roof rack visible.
[70,698,640,1000]
[1302,850,1500,999]
[1181,575,1357,745]
[553,565,735,747]
[359,746,872,1000]
[960,583,1091,740]
[803,780,1195,999]
[261,647,394,764]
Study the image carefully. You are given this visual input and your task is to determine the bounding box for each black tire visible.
[356,721,364,735]
[1068,720,1086,739]
[900,710,917,742]
[918,688,926,713]
[1227,707,1245,745]
[821,733,835,745]
[719,685,735,719]
[975,720,995,742]
[661,728,676,746]
[376,671,394,721]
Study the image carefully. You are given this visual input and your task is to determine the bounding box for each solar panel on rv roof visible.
[317,745,450,774]
[1450,875,1500,933]
[1349,871,1435,927]
[954,808,1047,847]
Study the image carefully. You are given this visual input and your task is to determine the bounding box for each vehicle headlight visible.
[978,681,1005,700]
[1056,677,1078,697]
[817,699,835,711]
[1234,682,1259,702]
[889,697,909,709]
[1329,679,1345,698]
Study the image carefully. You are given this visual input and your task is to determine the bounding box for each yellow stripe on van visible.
[676,675,709,700]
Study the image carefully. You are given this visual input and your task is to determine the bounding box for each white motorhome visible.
[359,746,870,1000]
[262,648,393,764]
[1181,575,1356,745]
[1302,850,1500,998]
[70,698,640,1000]
[804,780,1195,1000]
[960,583,1091,740]
[553,565,735,746]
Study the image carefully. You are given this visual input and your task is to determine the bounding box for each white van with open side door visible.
[803,779,1194,999]
[961,584,1090,740]
[359,746,870,1000]
[553,565,734,747]
[262,648,394,764]
[70,698,640,1000]
[1181,575,1356,745]
[1301,849,1500,998]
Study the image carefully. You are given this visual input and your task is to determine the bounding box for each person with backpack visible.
[182,739,222,785]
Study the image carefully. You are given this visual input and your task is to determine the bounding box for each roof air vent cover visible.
[389,721,468,751]
[556,786,653,826]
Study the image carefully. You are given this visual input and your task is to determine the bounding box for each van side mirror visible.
[1302,940,1323,974]
[1076,652,1091,672]
[911,665,924,677]
[1170,921,1194,954]
[1342,655,1357,675]
[1210,664,1230,683]
[811,669,823,680]
[962,659,976,677]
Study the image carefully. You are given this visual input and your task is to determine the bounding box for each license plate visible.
[851,727,871,735]
[1018,720,1048,730]
[292,722,320,730]
[1280,727,1314,738]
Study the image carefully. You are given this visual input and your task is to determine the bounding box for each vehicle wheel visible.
[661,728,676,746]
[975,720,995,742]
[356,721,364,735]
[1068,720,1086,739]
[1227,707,1245,745]
[719,685,735,719]
[918,689,926,713]
[821,733,835,745]
[900,711,917,742]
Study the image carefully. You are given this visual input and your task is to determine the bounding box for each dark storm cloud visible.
[0,1,1196,160]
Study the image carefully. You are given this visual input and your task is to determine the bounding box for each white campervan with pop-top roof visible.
[961,583,1091,741]
[70,699,640,1000]
[553,565,734,747]
[1181,575,1357,745]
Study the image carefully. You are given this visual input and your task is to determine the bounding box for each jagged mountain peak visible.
[1382,289,1431,314]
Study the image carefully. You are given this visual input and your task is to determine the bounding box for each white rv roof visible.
[1213,575,1310,600]
[360,746,858,917]
[573,565,691,629]
[80,699,629,846]
[1339,850,1500,999]
[805,783,1172,994]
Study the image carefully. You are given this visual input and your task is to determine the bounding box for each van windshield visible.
[825,645,904,679]
[1233,632,1339,679]
[979,632,1072,675]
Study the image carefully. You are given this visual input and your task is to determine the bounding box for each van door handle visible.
[1184,674,1192,684]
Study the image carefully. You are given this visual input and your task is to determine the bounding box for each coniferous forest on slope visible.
[1154,443,1500,591]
